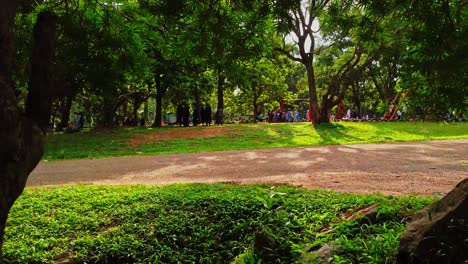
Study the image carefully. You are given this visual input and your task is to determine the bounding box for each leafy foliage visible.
[364,0,468,117]
[13,0,466,126]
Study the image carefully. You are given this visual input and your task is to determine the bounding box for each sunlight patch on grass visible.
[43,122,468,160]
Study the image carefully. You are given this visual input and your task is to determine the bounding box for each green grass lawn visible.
[43,122,468,160]
[3,184,434,264]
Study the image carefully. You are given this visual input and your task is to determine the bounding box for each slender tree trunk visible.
[122,99,128,123]
[253,86,258,123]
[143,101,149,124]
[215,71,224,125]
[305,63,321,125]
[0,8,57,254]
[195,89,202,123]
[59,96,72,129]
[386,88,395,103]
[131,98,143,125]
[352,82,361,118]
[356,101,362,118]
[153,75,164,128]
[217,79,224,111]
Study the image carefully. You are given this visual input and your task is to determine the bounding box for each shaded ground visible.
[29,139,468,196]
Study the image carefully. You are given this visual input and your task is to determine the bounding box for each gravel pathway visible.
[28,139,468,196]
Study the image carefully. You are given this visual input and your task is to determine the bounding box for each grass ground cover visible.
[2,184,434,263]
[43,122,468,160]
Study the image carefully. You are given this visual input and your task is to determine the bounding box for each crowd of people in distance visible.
[63,100,464,131]
[176,103,212,127]
[268,109,302,123]
[333,101,402,122]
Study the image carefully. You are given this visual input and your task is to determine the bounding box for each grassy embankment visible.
[3,184,435,263]
[43,122,468,160]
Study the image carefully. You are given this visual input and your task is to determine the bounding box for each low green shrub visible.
[2,184,434,263]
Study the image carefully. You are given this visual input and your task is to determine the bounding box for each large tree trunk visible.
[319,97,333,124]
[0,7,57,254]
[305,63,322,125]
[25,14,57,128]
[131,98,143,125]
[0,2,19,254]
[215,71,224,125]
[101,97,116,127]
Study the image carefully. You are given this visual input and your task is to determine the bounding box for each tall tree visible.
[315,44,373,121]
[274,0,330,124]
[276,0,387,123]
[400,0,467,117]
[188,0,273,124]
[0,3,57,253]
[232,56,288,121]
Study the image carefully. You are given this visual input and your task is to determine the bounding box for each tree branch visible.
[274,47,303,63]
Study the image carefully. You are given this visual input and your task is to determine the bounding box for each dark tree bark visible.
[101,97,116,127]
[25,14,58,129]
[351,81,362,117]
[59,96,72,130]
[194,89,202,124]
[215,70,224,125]
[131,98,144,124]
[319,95,334,124]
[305,63,321,124]
[0,6,57,255]
[153,74,164,128]
[143,101,149,123]
[100,90,138,127]
[122,98,128,123]
[0,1,19,254]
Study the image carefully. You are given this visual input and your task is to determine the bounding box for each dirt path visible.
[28,139,468,196]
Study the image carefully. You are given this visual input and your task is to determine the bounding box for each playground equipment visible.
[384,90,409,120]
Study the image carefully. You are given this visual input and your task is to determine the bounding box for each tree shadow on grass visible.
[314,123,363,145]
[362,121,450,142]
[259,122,362,147]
